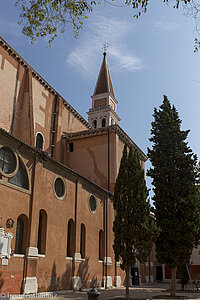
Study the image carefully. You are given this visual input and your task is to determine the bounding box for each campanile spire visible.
[87,53,120,128]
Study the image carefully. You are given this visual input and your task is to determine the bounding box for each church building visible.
[0,35,156,294]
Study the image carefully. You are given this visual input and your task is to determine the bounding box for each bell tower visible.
[87,52,120,128]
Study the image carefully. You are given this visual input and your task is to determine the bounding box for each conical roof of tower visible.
[93,53,115,98]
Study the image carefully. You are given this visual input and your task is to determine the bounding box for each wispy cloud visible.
[0,19,21,38]
[0,18,29,48]
[154,21,178,31]
[66,16,143,78]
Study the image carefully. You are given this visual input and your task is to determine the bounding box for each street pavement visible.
[36,282,200,300]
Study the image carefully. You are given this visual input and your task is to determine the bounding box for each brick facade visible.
[0,36,156,294]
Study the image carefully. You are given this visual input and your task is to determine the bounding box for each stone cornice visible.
[0,35,91,129]
[87,105,120,121]
[63,124,148,161]
[0,128,111,199]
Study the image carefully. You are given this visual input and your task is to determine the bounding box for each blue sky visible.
[0,0,200,200]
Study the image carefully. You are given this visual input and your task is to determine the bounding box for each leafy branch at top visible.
[15,0,96,45]
[14,0,200,50]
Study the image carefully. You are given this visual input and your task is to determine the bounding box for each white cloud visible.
[66,16,143,78]
[154,21,178,31]
[111,47,142,71]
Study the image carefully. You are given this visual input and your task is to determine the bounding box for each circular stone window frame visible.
[88,195,97,214]
[0,146,19,178]
[53,176,66,200]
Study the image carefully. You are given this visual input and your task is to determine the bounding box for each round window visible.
[89,195,97,213]
[0,147,17,176]
[54,177,65,199]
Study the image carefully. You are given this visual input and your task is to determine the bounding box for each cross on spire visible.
[102,43,108,56]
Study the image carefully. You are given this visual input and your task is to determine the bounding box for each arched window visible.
[67,219,75,257]
[102,118,106,127]
[80,223,86,259]
[15,214,29,254]
[8,157,29,190]
[93,120,97,128]
[99,229,104,261]
[0,147,17,175]
[36,133,44,150]
[37,209,47,254]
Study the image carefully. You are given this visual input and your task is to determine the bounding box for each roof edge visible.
[63,124,148,161]
[0,127,112,198]
[0,35,91,129]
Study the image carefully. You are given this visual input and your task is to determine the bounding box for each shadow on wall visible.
[0,241,4,292]
[0,272,4,292]
[48,261,72,291]
[77,257,98,289]
[47,258,98,292]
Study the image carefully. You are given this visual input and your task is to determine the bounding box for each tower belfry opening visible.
[87,53,120,128]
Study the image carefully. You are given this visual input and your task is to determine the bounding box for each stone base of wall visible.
[72,276,82,291]
[103,276,112,288]
[115,276,121,287]
[23,277,38,294]
[145,275,154,284]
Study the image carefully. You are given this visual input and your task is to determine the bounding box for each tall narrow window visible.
[15,214,29,254]
[15,217,24,254]
[36,133,44,150]
[67,219,75,257]
[37,210,47,254]
[93,120,97,128]
[99,229,104,261]
[80,223,86,259]
[102,118,106,127]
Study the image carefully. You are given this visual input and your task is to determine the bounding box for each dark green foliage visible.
[113,145,157,272]
[148,95,200,270]
[194,161,200,185]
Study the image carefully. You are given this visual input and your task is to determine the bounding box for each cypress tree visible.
[113,145,157,299]
[148,95,200,296]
